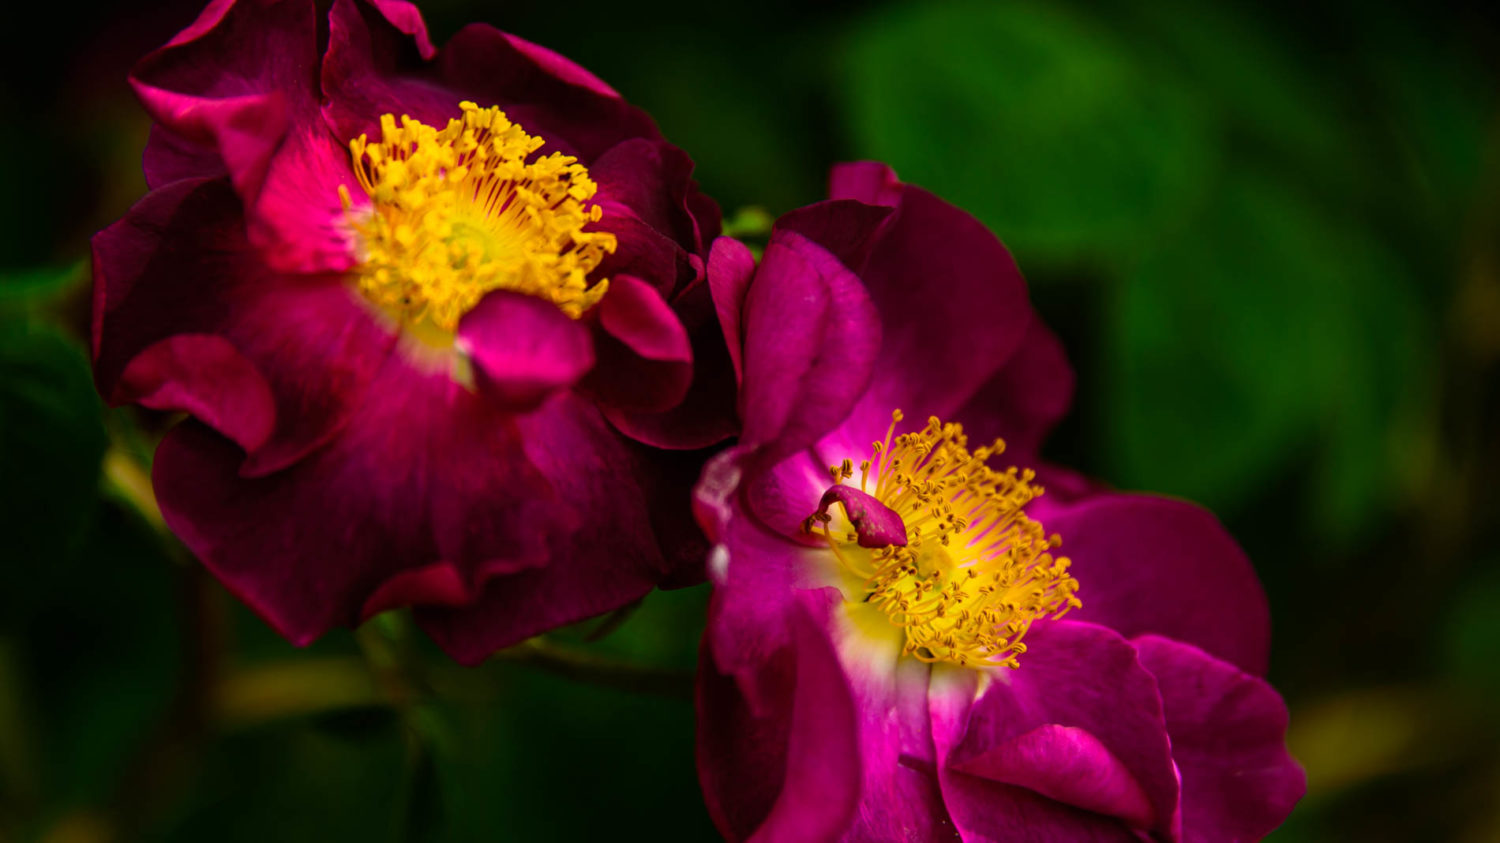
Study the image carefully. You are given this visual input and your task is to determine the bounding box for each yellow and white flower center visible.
[339,102,615,342]
[806,411,1081,669]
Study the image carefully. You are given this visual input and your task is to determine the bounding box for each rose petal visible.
[1032,493,1272,676]
[152,352,563,646]
[929,671,1141,843]
[951,311,1075,460]
[697,591,861,842]
[1135,635,1304,842]
[828,161,904,207]
[416,395,668,663]
[738,230,881,464]
[946,621,1180,836]
[707,236,756,385]
[583,274,694,414]
[603,278,739,450]
[458,290,594,412]
[91,177,395,476]
[840,185,1033,439]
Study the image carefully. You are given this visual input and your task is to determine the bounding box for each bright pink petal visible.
[697,591,861,842]
[1135,636,1304,842]
[946,621,1180,837]
[582,274,693,413]
[457,290,594,412]
[836,646,957,841]
[1032,493,1272,676]
[738,230,881,464]
[929,674,1140,843]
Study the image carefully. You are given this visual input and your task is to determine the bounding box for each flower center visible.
[338,102,615,339]
[805,411,1081,669]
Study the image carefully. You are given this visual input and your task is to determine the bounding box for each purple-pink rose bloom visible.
[91,0,733,663]
[694,162,1305,841]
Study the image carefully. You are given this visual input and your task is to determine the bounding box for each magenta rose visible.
[91,0,733,663]
[694,162,1304,841]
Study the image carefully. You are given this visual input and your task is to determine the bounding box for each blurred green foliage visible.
[1,0,1497,840]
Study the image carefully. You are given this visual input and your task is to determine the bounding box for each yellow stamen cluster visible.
[808,411,1082,669]
[338,102,615,334]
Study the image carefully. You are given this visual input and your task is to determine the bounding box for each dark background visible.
[2,0,1498,839]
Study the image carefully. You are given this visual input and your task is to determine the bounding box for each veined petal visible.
[1135,635,1303,842]
[944,621,1180,838]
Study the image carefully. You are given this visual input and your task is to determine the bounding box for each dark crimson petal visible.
[322,0,656,163]
[130,0,316,202]
[91,178,395,476]
[706,236,755,384]
[458,290,594,412]
[773,199,895,274]
[321,0,456,142]
[949,310,1075,460]
[814,485,908,548]
[143,124,229,190]
[591,139,703,262]
[417,395,669,663]
[1134,636,1304,842]
[581,274,694,414]
[685,184,724,257]
[432,24,658,163]
[153,354,565,646]
[132,0,357,273]
[828,161,904,207]
[946,621,1180,837]
[697,590,861,842]
[500,32,618,98]
[840,185,1034,439]
[738,230,882,465]
[1029,493,1271,676]
[593,213,696,301]
[604,279,740,450]
[115,334,275,454]
[362,0,435,58]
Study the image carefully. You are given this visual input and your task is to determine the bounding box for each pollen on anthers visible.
[337,102,616,337]
[805,410,1082,670]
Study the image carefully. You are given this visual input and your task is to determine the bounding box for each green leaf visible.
[1442,563,1500,697]
[1107,170,1433,542]
[841,0,1215,265]
[0,262,88,311]
[0,321,107,618]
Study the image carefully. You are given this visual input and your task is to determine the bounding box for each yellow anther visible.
[341,103,615,336]
[805,410,1080,669]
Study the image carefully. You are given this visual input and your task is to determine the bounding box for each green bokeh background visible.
[2,0,1498,839]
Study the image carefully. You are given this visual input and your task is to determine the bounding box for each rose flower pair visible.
[92,0,1304,839]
